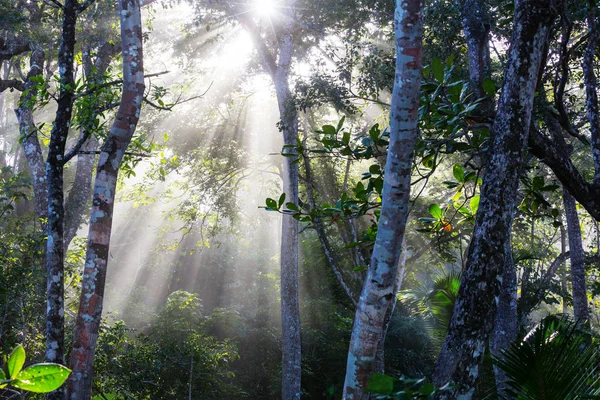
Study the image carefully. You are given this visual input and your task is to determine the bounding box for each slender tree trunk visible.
[15,47,47,220]
[432,1,557,397]
[45,2,78,398]
[562,187,590,323]
[459,0,490,101]
[342,1,423,397]
[68,1,145,398]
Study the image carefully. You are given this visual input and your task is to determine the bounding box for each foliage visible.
[0,345,70,393]
[494,315,600,400]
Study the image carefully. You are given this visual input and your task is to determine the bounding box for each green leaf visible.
[285,202,299,211]
[353,265,368,272]
[432,58,444,83]
[367,373,394,394]
[369,164,381,175]
[336,116,345,132]
[265,198,277,210]
[7,345,25,378]
[322,125,336,135]
[429,204,443,219]
[278,193,286,208]
[12,363,71,393]
[342,131,351,145]
[0,368,6,389]
[453,164,465,183]
[483,78,496,96]
[470,195,480,214]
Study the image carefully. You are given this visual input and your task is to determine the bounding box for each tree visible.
[68,0,146,397]
[342,0,424,397]
[432,0,559,397]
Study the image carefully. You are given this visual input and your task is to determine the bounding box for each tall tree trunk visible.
[432,1,557,397]
[68,1,145,398]
[342,1,423,397]
[459,0,490,102]
[45,2,78,398]
[562,187,590,323]
[561,223,568,313]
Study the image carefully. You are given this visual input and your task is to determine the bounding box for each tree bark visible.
[342,0,423,397]
[45,2,78,398]
[562,186,590,323]
[68,1,145,398]
[432,1,557,397]
[490,240,517,400]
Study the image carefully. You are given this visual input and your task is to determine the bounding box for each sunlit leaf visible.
[7,345,25,378]
[470,195,480,214]
[12,363,71,393]
[0,369,7,389]
[453,164,464,183]
[429,203,443,219]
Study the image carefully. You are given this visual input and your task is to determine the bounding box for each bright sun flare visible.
[254,0,276,17]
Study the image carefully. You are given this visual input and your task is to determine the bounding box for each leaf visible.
[367,373,394,394]
[278,193,286,208]
[265,198,277,210]
[322,125,336,135]
[336,116,345,132]
[431,58,444,83]
[470,195,480,214]
[353,265,368,272]
[453,164,465,183]
[429,203,443,219]
[0,369,6,389]
[12,363,71,393]
[483,78,496,96]
[369,164,381,175]
[285,202,299,211]
[342,131,351,145]
[7,345,25,378]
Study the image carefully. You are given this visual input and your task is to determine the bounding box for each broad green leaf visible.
[285,202,299,211]
[369,164,381,175]
[367,373,394,394]
[342,131,350,145]
[483,78,496,96]
[429,203,443,219]
[431,58,444,83]
[278,193,286,208]
[7,345,25,378]
[322,125,336,135]
[12,363,71,393]
[453,164,464,183]
[470,195,480,214]
[0,368,6,389]
[265,198,277,210]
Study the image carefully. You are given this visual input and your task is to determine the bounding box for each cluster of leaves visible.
[494,315,600,399]
[0,345,70,393]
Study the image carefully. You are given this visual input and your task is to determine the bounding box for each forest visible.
[1,0,600,399]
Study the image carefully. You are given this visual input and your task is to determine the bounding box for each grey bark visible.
[582,1,600,185]
[343,0,423,397]
[432,1,557,397]
[562,186,590,323]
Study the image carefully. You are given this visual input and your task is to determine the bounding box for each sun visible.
[253,0,277,18]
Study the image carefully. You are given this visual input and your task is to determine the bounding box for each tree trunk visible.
[15,47,48,220]
[490,240,517,400]
[432,1,557,397]
[562,187,590,323]
[68,1,145,398]
[459,0,490,101]
[45,2,78,398]
[342,1,423,397]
